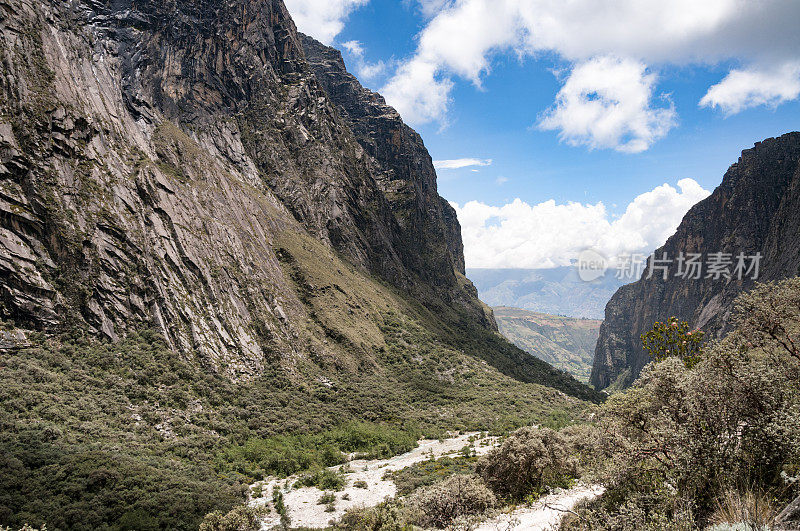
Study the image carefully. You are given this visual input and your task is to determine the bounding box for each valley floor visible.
[251,432,497,528]
[250,432,603,530]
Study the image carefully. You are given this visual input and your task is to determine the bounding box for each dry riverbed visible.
[250,431,602,530]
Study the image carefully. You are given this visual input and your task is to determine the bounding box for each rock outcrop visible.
[591,132,800,389]
[0,0,494,377]
[300,34,489,325]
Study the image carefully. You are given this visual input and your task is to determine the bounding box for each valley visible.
[493,307,601,383]
[0,0,799,530]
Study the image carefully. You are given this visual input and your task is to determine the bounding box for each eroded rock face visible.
[0,0,490,377]
[300,34,488,325]
[591,132,800,389]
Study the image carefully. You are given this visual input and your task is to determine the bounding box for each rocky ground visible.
[249,432,604,530]
[474,484,605,531]
[250,432,498,529]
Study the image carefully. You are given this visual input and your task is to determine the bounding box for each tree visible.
[641,317,704,368]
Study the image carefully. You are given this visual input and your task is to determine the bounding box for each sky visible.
[284,0,800,269]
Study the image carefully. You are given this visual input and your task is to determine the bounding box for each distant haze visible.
[467,267,628,319]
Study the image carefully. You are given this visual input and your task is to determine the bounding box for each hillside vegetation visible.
[0,237,597,530]
[325,279,800,530]
[494,307,600,382]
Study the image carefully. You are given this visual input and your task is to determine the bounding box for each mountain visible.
[493,307,601,382]
[467,267,628,319]
[591,132,800,390]
[0,0,599,527]
[0,0,495,370]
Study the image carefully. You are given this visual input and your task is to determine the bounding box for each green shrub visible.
[335,501,407,530]
[406,475,495,529]
[318,492,337,505]
[564,279,800,529]
[477,426,576,500]
[296,468,346,491]
[216,422,420,480]
[641,316,704,368]
[390,455,476,496]
[199,505,265,531]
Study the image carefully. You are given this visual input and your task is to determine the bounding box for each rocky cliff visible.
[591,132,800,389]
[0,0,502,378]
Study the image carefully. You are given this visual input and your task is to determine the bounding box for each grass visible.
[0,325,594,530]
[389,456,478,496]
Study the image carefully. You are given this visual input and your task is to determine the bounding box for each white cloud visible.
[382,58,454,124]
[433,158,492,169]
[700,61,800,115]
[495,176,509,185]
[452,178,710,268]
[381,0,800,147]
[284,0,368,45]
[538,56,677,153]
[414,0,452,19]
[341,40,387,81]
[341,40,364,56]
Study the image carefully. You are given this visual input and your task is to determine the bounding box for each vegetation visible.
[405,475,496,529]
[199,505,266,531]
[641,316,705,368]
[217,423,417,479]
[561,279,800,530]
[390,456,477,496]
[477,427,577,500]
[335,501,407,530]
[297,469,347,491]
[0,317,591,530]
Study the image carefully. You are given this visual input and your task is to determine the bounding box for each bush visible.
[296,468,346,491]
[335,501,407,530]
[318,492,337,505]
[390,455,477,496]
[217,423,420,479]
[406,475,495,529]
[199,505,265,531]
[641,317,704,368]
[477,426,576,500]
[564,279,800,529]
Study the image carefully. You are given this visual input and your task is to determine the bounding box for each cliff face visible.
[591,132,800,389]
[300,34,487,323]
[0,0,491,377]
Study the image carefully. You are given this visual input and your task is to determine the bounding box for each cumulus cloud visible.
[382,58,454,124]
[381,0,800,147]
[538,56,677,153]
[452,178,710,269]
[700,61,800,115]
[433,158,492,169]
[284,0,367,45]
[341,40,387,82]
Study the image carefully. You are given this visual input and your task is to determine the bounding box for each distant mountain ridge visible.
[494,307,601,382]
[468,267,627,319]
[592,132,800,390]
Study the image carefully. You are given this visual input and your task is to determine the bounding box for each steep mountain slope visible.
[0,0,600,527]
[591,132,800,389]
[494,307,601,382]
[0,0,496,374]
[467,267,627,319]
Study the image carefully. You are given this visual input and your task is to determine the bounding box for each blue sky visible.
[285,0,800,268]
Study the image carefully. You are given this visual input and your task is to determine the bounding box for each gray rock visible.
[0,0,491,378]
[591,133,800,389]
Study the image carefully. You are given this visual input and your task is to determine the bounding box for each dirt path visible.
[473,484,605,531]
[251,432,498,529]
